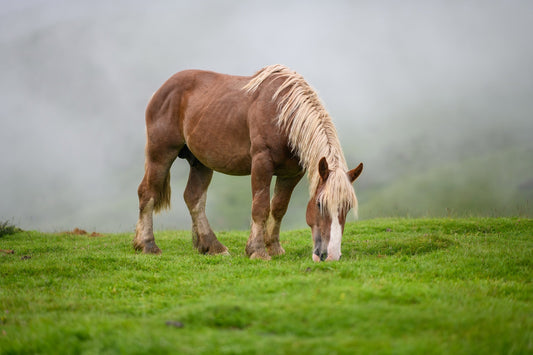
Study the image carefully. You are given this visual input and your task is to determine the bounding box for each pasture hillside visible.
[361,146,533,218]
[0,218,532,354]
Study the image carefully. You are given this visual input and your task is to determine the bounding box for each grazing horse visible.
[134,64,363,261]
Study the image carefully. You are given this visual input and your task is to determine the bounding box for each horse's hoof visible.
[133,239,144,252]
[200,241,229,256]
[208,246,230,256]
[143,241,162,255]
[249,250,271,261]
[267,244,285,257]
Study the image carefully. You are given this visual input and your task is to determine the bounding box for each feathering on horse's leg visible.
[183,161,228,255]
[265,174,303,256]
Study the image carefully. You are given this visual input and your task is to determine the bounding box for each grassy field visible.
[0,218,532,354]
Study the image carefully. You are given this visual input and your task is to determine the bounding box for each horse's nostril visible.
[320,252,328,261]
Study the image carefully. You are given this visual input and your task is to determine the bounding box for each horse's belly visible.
[202,151,252,176]
[185,131,252,176]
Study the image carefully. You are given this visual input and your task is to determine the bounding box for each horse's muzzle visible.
[313,249,328,262]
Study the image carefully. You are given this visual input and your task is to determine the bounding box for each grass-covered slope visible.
[0,218,532,354]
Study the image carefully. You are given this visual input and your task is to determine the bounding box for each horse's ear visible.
[318,157,329,182]
[348,162,363,183]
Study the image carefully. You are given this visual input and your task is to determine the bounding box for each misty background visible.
[1,0,532,233]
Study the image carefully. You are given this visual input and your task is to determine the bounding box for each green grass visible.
[1,218,532,354]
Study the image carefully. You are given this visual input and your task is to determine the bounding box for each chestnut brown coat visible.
[134,65,362,261]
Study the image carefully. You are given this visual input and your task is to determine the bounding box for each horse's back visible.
[146,68,297,176]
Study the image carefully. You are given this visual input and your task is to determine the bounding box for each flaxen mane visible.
[243,64,358,217]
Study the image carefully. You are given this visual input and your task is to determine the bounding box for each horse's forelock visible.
[317,168,358,218]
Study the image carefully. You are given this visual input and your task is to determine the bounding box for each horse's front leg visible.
[265,173,304,256]
[246,153,273,260]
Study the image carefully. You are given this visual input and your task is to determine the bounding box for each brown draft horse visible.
[134,64,363,261]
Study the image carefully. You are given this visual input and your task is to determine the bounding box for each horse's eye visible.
[317,201,322,210]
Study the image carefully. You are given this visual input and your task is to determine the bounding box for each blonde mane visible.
[243,64,357,216]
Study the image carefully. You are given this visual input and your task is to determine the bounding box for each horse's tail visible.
[153,170,171,214]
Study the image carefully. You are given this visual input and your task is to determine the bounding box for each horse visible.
[134,64,363,261]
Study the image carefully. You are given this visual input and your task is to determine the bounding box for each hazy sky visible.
[1,0,532,231]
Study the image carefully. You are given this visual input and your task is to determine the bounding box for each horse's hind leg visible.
[134,145,180,254]
[183,157,229,255]
[265,174,303,256]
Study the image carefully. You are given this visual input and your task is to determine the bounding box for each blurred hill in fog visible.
[1,0,532,232]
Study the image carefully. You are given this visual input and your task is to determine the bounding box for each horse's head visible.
[306,158,363,262]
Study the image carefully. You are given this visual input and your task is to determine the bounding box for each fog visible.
[1,0,532,232]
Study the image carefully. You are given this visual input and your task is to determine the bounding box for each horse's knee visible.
[270,204,288,221]
[251,196,270,224]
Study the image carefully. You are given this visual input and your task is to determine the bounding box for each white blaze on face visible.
[327,211,342,261]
